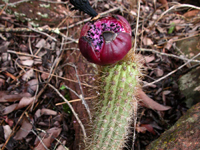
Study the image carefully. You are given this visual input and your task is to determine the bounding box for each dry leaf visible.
[3,125,12,140]
[142,36,153,46]
[4,116,14,127]
[158,0,168,10]
[2,104,18,115]
[40,108,57,116]
[34,127,62,150]
[36,39,46,48]
[28,79,38,91]
[56,141,68,150]
[183,10,200,18]
[154,68,164,77]
[136,126,147,133]
[141,124,156,135]
[3,97,35,115]
[22,69,34,81]
[14,118,33,140]
[137,89,171,111]
[0,78,5,87]
[15,97,35,110]
[0,92,31,102]
[20,59,34,67]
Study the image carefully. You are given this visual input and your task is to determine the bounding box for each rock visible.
[179,66,200,108]
[146,102,200,150]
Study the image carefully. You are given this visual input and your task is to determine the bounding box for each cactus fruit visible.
[79,15,132,65]
[84,53,142,150]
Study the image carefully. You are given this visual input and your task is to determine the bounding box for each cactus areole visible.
[79,15,132,65]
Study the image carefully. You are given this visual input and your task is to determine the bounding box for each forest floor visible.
[0,0,200,150]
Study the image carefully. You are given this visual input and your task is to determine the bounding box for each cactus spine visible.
[85,53,141,150]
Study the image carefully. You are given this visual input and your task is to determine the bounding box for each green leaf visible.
[168,22,176,34]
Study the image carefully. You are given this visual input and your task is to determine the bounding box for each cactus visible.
[84,53,141,150]
[78,15,142,149]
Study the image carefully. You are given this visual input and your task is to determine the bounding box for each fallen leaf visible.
[34,127,62,150]
[141,124,156,135]
[15,97,35,110]
[137,89,171,111]
[158,0,168,10]
[20,59,34,67]
[183,10,200,18]
[0,92,31,102]
[142,36,153,46]
[4,116,14,127]
[136,126,147,133]
[36,39,46,48]
[56,140,67,150]
[3,97,35,115]
[14,118,33,140]
[22,69,35,81]
[154,68,164,77]
[28,79,38,91]
[2,104,18,114]
[3,125,12,140]
[0,41,10,53]
[0,78,5,87]
[40,108,57,116]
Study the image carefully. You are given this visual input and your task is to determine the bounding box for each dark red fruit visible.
[79,15,132,65]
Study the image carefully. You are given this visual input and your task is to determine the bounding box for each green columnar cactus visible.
[85,58,141,150]
[78,15,141,150]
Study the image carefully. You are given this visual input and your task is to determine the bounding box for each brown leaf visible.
[0,92,31,102]
[137,89,171,111]
[3,125,12,140]
[2,97,35,115]
[0,78,5,88]
[2,104,18,114]
[40,108,57,116]
[158,0,168,10]
[22,69,35,81]
[34,127,62,149]
[184,10,200,18]
[14,118,33,140]
[4,116,14,127]
[142,36,153,46]
[154,68,164,77]
[15,97,35,110]
[136,126,147,133]
[141,124,156,135]
[28,79,38,91]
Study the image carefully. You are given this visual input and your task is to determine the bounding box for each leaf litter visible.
[0,0,200,149]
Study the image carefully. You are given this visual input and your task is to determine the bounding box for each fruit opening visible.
[85,19,125,51]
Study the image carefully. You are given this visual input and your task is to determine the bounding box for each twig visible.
[22,66,94,88]
[132,0,141,149]
[7,50,41,59]
[55,96,97,105]
[132,0,141,53]
[48,83,87,138]
[68,64,92,121]
[151,3,200,29]
[0,0,30,7]
[59,6,122,30]
[31,129,49,150]
[136,48,200,63]
[143,53,200,87]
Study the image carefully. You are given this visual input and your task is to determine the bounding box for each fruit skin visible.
[79,15,132,65]
[85,55,141,150]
